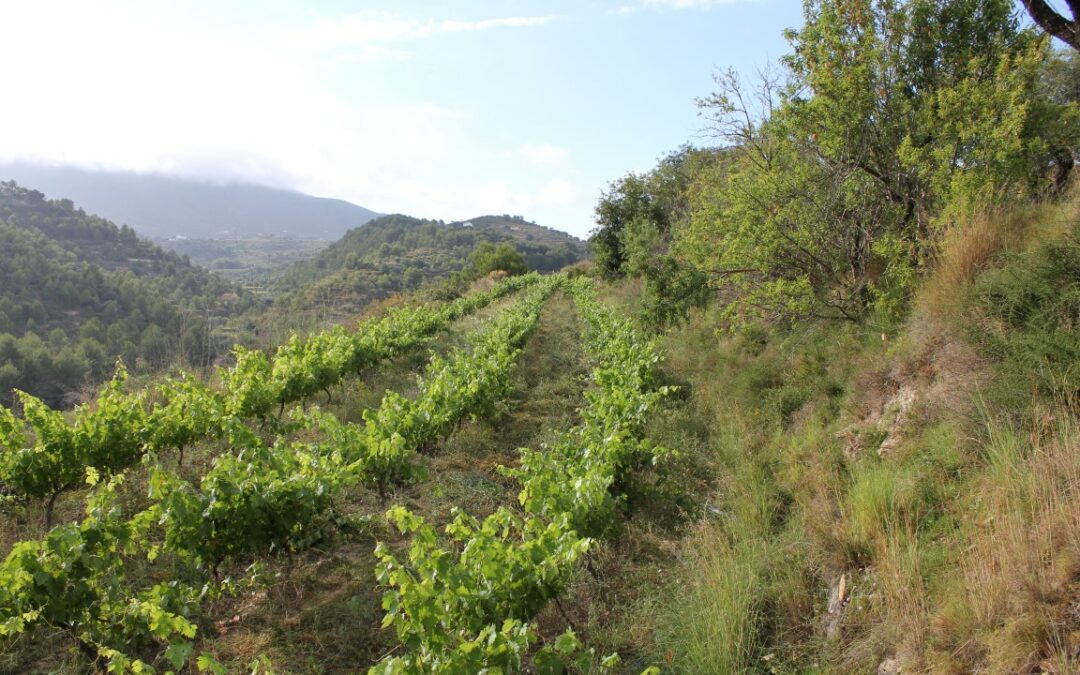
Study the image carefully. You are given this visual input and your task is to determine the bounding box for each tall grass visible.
[929,403,1080,672]
[624,190,1080,673]
[659,519,770,674]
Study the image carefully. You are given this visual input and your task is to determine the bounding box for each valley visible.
[2,1,1080,673]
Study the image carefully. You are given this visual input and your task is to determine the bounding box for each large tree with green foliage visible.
[467,241,528,278]
[588,147,718,328]
[672,0,1077,324]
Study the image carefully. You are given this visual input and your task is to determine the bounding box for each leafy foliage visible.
[591,1,1080,327]
[0,275,541,520]
[589,146,711,279]
[371,278,673,672]
[0,363,148,525]
[466,241,528,278]
[0,182,250,405]
[0,275,558,670]
[0,476,199,672]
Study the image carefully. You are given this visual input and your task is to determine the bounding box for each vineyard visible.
[0,274,679,674]
[6,1,1080,671]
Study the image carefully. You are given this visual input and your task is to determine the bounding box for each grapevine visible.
[370,278,674,673]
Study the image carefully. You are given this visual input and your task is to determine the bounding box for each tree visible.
[677,0,1078,323]
[402,267,424,289]
[589,146,713,278]
[1023,0,1080,51]
[468,242,527,278]
[1042,46,1080,104]
[1040,47,1080,188]
[139,324,171,370]
[590,172,654,278]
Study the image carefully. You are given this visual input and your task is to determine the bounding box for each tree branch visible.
[1022,0,1080,51]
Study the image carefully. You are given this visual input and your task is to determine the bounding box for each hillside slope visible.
[277,213,587,316]
[596,193,1080,673]
[0,182,250,405]
[0,162,380,239]
[0,196,1076,673]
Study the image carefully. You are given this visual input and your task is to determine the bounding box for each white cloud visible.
[520,143,570,166]
[284,12,560,52]
[643,0,755,8]
[0,2,595,236]
[0,4,478,202]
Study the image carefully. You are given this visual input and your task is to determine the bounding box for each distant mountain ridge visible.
[0,162,380,240]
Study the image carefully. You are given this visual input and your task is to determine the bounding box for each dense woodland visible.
[0,182,253,406]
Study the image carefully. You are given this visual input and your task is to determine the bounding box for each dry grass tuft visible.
[928,403,1080,673]
[919,188,1079,325]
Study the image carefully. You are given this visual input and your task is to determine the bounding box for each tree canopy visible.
[591,0,1080,327]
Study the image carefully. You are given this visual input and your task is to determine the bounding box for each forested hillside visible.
[0,182,251,406]
[277,213,586,315]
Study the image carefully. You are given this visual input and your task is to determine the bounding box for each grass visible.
[658,520,770,674]
[926,404,1080,672]
[621,190,1080,673]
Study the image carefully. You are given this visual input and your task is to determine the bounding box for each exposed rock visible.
[825,573,850,639]
[836,379,918,458]
[844,325,989,460]
[877,656,901,675]
[836,426,863,459]
[877,384,918,456]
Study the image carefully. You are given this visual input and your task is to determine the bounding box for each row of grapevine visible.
[330,275,558,488]
[0,277,560,672]
[147,277,558,569]
[0,474,202,673]
[370,279,673,674]
[0,366,147,527]
[226,272,541,418]
[0,273,540,524]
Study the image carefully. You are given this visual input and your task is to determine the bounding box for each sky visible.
[0,0,805,239]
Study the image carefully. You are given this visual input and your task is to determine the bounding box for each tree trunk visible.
[1052,148,1075,194]
[44,484,72,530]
[75,637,105,670]
[1022,0,1080,51]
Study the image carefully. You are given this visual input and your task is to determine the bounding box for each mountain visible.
[278,213,588,316]
[0,162,380,240]
[0,181,252,406]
